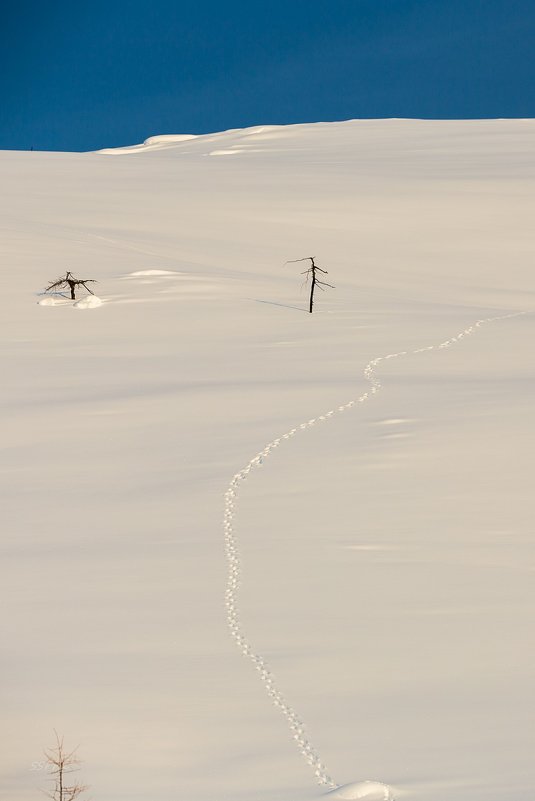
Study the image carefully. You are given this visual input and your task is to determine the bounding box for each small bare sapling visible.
[286,257,334,313]
[42,731,89,801]
[45,272,97,301]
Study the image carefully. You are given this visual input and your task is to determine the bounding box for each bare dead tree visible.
[42,731,89,801]
[45,272,97,301]
[286,257,334,313]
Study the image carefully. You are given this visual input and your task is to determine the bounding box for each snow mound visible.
[143,134,197,146]
[126,270,180,277]
[96,134,197,155]
[38,296,61,306]
[73,295,103,309]
[326,782,394,800]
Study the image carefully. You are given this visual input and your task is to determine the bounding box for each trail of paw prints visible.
[223,310,526,792]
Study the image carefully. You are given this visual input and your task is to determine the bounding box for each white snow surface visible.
[326,782,393,800]
[1,119,534,801]
[73,294,103,309]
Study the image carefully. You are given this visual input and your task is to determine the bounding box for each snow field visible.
[1,119,534,801]
[223,310,525,800]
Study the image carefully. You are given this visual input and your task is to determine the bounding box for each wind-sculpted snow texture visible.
[223,311,524,796]
[1,120,534,801]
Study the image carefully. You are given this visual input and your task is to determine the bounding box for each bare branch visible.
[284,256,315,265]
[78,280,96,296]
[316,279,336,289]
[46,278,68,292]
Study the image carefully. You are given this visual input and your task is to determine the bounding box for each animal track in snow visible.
[223,310,525,794]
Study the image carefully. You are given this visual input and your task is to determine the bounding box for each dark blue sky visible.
[1,0,534,152]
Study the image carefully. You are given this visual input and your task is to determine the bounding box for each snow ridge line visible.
[223,310,525,791]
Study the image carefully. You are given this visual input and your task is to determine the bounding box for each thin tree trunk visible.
[309,269,316,313]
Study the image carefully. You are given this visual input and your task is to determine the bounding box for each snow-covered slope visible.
[1,120,534,801]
